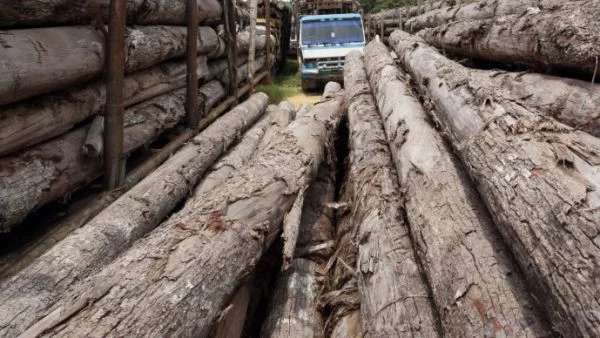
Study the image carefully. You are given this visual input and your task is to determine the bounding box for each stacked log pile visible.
[0,0,275,233]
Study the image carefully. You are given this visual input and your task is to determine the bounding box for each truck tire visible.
[301,79,313,91]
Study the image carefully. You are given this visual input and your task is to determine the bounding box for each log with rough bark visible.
[391,30,600,337]
[81,116,105,157]
[0,26,219,106]
[0,51,270,157]
[194,101,295,196]
[404,0,570,33]
[345,50,440,337]
[262,150,336,337]
[13,86,344,338]
[418,0,600,79]
[364,40,550,336]
[0,93,268,338]
[0,81,225,233]
[0,0,223,28]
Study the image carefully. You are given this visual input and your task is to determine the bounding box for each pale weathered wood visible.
[20,87,343,338]
[0,93,268,338]
[391,30,600,337]
[364,40,550,336]
[330,310,361,338]
[0,0,223,28]
[0,26,219,106]
[345,50,440,337]
[81,116,104,158]
[257,101,297,151]
[193,100,295,196]
[261,259,324,338]
[213,283,252,338]
[418,0,600,79]
[404,0,571,33]
[0,81,226,233]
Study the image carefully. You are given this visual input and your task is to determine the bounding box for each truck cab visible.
[298,13,365,90]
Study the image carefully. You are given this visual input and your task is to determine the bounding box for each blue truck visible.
[298,13,366,91]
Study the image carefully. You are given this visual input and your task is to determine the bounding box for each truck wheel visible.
[301,79,312,91]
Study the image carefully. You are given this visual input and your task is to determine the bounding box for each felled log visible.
[258,102,296,155]
[330,311,361,338]
[82,116,105,157]
[391,30,600,336]
[261,259,324,337]
[194,101,295,196]
[17,86,344,338]
[0,80,225,233]
[404,0,570,33]
[418,0,600,79]
[0,0,223,28]
[364,40,550,336]
[0,26,219,106]
[262,150,336,337]
[344,50,440,337]
[0,93,267,338]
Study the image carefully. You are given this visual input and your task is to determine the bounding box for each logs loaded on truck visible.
[1,0,600,337]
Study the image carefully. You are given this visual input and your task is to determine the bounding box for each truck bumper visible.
[301,69,343,82]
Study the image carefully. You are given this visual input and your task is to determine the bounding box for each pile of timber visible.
[0,0,276,233]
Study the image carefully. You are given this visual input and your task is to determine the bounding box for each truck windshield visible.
[301,18,363,45]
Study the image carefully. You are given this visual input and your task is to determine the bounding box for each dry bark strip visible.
[391,30,600,337]
[257,101,297,152]
[0,81,226,232]
[0,93,268,338]
[364,40,550,336]
[0,0,222,28]
[19,87,344,338]
[262,151,336,337]
[194,101,295,196]
[345,51,440,337]
[418,0,600,78]
[404,0,571,33]
[0,26,220,106]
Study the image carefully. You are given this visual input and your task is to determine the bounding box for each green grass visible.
[256,59,302,103]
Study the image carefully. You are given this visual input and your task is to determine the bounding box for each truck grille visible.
[317,57,344,71]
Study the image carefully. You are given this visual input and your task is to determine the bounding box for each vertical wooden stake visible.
[223,0,239,100]
[379,19,384,39]
[186,0,199,128]
[264,0,272,84]
[104,0,126,190]
[247,0,258,94]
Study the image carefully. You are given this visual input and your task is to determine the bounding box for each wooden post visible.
[186,0,199,129]
[379,19,384,39]
[264,0,272,84]
[223,0,239,99]
[103,0,126,190]
[397,7,403,29]
[247,0,257,94]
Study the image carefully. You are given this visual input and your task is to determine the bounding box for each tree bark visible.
[17,87,343,338]
[0,81,225,233]
[81,116,105,158]
[404,0,570,33]
[261,259,325,338]
[193,101,295,196]
[391,30,600,337]
[0,0,223,28]
[330,311,361,338]
[418,0,600,79]
[0,93,268,338]
[0,26,219,106]
[364,40,550,336]
[345,51,441,337]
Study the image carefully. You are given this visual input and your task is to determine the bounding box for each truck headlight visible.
[305,61,317,69]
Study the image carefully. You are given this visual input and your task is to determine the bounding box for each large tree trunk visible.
[391,30,600,337]
[0,0,223,28]
[0,26,220,106]
[417,1,599,78]
[404,0,570,33]
[194,101,295,196]
[13,87,344,338]
[364,40,550,336]
[0,93,269,338]
[344,51,440,337]
[0,81,226,232]
[261,150,336,337]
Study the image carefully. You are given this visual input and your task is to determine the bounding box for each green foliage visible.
[256,59,302,103]
[361,0,421,13]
